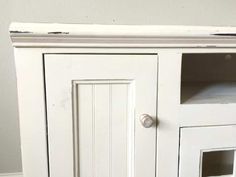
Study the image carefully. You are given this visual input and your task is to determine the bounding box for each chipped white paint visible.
[9,23,236,47]
[10,23,236,177]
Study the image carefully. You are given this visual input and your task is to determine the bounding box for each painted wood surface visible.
[10,23,236,177]
[9,23,236,47]
[156,51,182,177]
[14,48,49,177]
[9,23,236,37]
[181,82,236,104]
[179,126,236,177]
[44,54,158,177]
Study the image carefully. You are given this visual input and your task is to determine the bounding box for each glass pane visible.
[202,150,235,177]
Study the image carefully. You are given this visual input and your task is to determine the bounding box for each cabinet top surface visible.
[9,22,236,48]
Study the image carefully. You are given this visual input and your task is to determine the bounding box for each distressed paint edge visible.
[9,22,236,37]
[213,33,236,37]
[9,22,236,48]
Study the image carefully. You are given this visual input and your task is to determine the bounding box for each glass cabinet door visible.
[179,125,236,177]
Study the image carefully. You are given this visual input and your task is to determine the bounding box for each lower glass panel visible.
[202,150,234,177]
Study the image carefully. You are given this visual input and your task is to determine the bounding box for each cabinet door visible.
[179,126,236,177]
[44,54,158,177]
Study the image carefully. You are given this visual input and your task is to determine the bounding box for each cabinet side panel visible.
[14,48,48,177]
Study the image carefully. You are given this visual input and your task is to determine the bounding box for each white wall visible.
[1,0,236,173]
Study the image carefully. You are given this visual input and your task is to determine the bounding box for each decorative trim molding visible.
[0,173,23,177]
[9,23,236,48]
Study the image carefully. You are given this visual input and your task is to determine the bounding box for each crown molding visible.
[9,23,236,48]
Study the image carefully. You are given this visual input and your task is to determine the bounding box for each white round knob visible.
[140,114,154,128]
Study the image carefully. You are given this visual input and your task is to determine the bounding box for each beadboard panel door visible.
[179,126,236,177]
[44,54,158,177]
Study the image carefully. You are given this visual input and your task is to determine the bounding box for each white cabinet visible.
[10,23,236,177]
